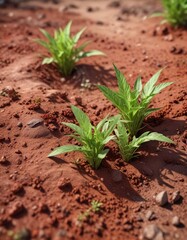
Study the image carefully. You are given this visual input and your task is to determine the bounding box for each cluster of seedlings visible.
[34,1,187,169]
[34,21,175,169]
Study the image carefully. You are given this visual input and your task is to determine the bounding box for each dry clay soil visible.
[0,0,187,240]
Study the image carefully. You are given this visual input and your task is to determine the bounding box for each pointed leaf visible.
[73,27,86,43]
[98,85,127,112]
[34,39,49,48]
[144,108,160,116]
[64,21,72,37]
[62,122,84,136]
[42,57,54,65]
[113,64,130,96]
[98,149,109,159]
[152,82,173,95]
[142,69,163,98]
[103,115,120,137]
[48,145,82,157]
[134,76,142,93]
[137,132,174,145]
[102,135,116,144]
[40,29,54,43]
[81,50,105,58]
[71,105,92,133]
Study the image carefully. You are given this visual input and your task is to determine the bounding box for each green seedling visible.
[8,228,31,240]
[91,200,103,212]
[152,0,187,27]
[78,200,102,222]
[35,21,104,76]
[98,65,173,136]
[48,105,120,169]
[114,121,174,162]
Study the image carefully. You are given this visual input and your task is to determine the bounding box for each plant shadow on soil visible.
[95,161,145,202]
[50,154,145,201]
[39,63,116,89]
[132,144,187,189]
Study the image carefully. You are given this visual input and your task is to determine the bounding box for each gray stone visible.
[142,224,164,240]
[23,124,51,139]
[172,216,181,227]
[27,118,44,128]
[146,210,156,221]
[172,191,181,204]
[17,122,23,127]
[0,155,8,164]
[155,191,168,206]
[111,170,123,182]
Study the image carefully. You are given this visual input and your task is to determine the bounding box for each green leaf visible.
[34,39,49,48]
[71,105,92,134]
[82,50,105,57]
[62,122,84,136]
[103,115,120,138]
[98,149,109,159]
[139,132,175,144]
[144,108,160,116]
[76,41,91,53]
[134,76,142,94]
[42,57,54,65]
[64,21,72,37]
[142,69,163,98]
[102,135,116,144]
[73,27,86,43]
[152,82,173,95]
[98,85,126,112]
[35,22,105,76]
[113,64,130,97]
[48,145,82,157]
[40,29,55,43]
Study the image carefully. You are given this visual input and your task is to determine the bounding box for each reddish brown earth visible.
[0,0,187,240]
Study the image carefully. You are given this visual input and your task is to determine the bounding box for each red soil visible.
[0,1,186,240]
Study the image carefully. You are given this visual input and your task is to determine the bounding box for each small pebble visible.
[17,122,23,127]
[172,191,181,204]
[142,224,164,240]
[155,191,168,206]
[172,216,181,227]
[0,155,8,164]
[146,210,156,221]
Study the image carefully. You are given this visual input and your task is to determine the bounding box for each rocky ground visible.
[0,0,187,239]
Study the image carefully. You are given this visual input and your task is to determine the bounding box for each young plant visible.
[91,200,103,212]
[152,0,187,27]
[114,121,174,162]
[35,21,104,76]
[78,200,102,222]
[98,65,173,137]
[48,105,120,169]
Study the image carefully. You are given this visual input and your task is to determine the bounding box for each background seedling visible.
[35,21,104,76]
[78,200,102,222]
[48,105,120,169]
[114,121,174,162]
[98,65,173,136]
[152,0,187,27]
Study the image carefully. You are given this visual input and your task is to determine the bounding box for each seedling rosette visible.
[48,105,120,169]
[35,21,105,76]
[114,121,174,162]
[98,65,173,136]
[152,0,187,27]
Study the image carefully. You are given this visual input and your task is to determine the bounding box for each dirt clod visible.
[9,202,25,218]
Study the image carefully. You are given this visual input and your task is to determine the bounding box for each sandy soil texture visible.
[0,0,187,239]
